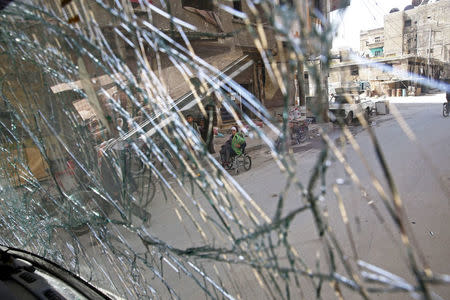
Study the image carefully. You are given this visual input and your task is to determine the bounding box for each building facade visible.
[384,0,450,62]
[360,27,385,58]
[360,0,450,62]
[330,0,450,97]
[47,0,340,127]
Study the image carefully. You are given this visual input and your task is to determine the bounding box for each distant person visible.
[220,126,246,166]
[186,114,199,134]
[201,106,215,154]
[229,127,246,157]
[446,84,450,111]
[445,79,450,115]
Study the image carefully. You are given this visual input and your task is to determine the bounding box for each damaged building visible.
[46,0,347,130]
[1,0,349,182]
[330,0,450,97]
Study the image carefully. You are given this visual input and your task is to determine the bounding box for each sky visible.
[331,0,412,51]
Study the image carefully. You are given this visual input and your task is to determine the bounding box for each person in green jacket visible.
[230,126,245,156]
[220,126,246,167]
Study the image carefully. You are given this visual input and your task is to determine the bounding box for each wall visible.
[382,1,450,62]
[384,11,404,57]
[360,27,384,56]
[408,1,450,63]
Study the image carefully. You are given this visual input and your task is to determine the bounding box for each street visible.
[43,101,450,299]
[145,102,450,299]
[1,1,449,298]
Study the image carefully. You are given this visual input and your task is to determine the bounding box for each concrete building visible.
[384,0,450,62]
[329,54,449,96]
[42,0,278,128]
[0,0,348,183]
[44,0,342,127]
[1,0,348,142]
[330,0,450,97]
[362,0,450,63]
[360,27,385,58]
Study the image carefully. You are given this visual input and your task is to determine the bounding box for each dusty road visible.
[235,103,450,299]
[73,102,449,299]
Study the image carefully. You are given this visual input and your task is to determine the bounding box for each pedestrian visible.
[185,114,201,171]
[446,79,450,113]
[200,105,215,154]
[186,114,200,134]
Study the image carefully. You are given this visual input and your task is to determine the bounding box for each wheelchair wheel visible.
[222,160,233,170]
[243,155,251,171]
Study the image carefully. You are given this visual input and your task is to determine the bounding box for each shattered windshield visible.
[0,0,449,299]
[332,95,351,104]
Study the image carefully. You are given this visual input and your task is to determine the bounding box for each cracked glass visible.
[0,0,449,299]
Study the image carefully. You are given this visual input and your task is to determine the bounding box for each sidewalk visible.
[374,93,445,104]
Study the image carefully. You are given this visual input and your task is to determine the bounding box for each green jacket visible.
[231,132,245,155]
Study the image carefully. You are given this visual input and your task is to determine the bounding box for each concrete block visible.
[376,101,390,115]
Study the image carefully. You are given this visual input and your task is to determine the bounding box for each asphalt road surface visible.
[73,102,449,299]
[234,103,450,299]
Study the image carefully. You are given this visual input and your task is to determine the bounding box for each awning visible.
[178,55,254,112]
[381,80,411,84]
[52,50,246,102]
[50,49,253,148]
[133,56,254,143]
[104,53,254,148]
[159,49,245,100]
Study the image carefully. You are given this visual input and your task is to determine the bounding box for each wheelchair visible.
[220,142,252,174]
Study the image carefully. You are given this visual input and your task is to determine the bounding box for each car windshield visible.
[332,95,355,104]
[0,1,449,299]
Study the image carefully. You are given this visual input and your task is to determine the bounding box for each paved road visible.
[234,103,450,299]
[74,102,449,299]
